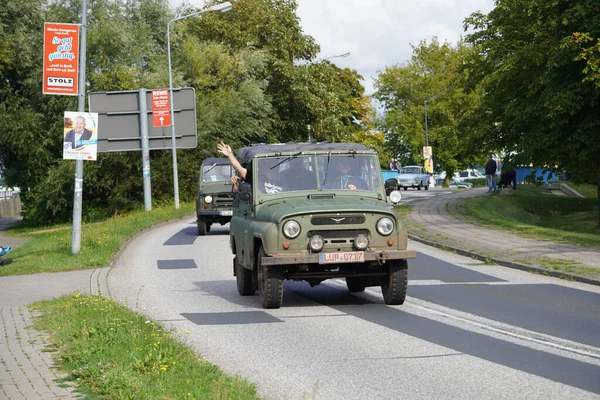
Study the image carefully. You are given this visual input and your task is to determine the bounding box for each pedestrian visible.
[394,161,401,172]
[389,158,395,171]
[485,154,497,193]
[0,245,12,266]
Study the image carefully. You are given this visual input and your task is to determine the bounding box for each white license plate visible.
[220,211,233,216]
[319,251,365,264]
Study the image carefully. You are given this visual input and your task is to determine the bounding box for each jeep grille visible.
[311,215,365,225]
[214,193,233,207]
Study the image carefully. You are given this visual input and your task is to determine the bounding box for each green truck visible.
[195,158,235,235]
[229,142,416,308]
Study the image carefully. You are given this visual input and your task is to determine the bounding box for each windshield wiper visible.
[322,152,332,186]
[269,152,302,170]
[203,163,218,175]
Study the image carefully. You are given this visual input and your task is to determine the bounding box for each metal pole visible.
[167,20,180,209]
[71,0,88,254]
[424,100,429,148]
[139,88,152,211]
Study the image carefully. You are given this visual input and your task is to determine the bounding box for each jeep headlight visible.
[309,235,324,252]
[204,195,213,204]
[354,234,369,250]
[283,220,301,239]
[376,217,394,236]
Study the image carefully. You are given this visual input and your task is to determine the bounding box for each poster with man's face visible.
[63,112,98,160]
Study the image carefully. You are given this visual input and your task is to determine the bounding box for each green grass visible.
[30,294,259,400]
[0,202,195,276]
[461,184,600,248]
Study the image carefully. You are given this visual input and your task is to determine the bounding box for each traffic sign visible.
[89,88,196,152]
[151,89,171,127]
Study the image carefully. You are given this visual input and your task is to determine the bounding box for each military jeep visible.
[229,142,415,309]
[195,158,234,235]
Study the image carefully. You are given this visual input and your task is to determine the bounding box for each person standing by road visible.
[485,154,497,193]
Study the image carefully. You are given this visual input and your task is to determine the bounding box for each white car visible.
[454,169,484,181]
[394,166,430,190]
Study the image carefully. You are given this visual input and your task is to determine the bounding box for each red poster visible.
[43,22,80,96]
[152,89,171,127]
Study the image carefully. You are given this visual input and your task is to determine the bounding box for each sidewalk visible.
[406,187,600,285]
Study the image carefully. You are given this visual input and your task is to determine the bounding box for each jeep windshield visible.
[202,163,234,183]
[256,154,381,193]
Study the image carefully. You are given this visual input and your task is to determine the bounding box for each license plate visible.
[319,251,365,264]
[220,211,232,216]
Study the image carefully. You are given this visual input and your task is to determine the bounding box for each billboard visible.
[43,23,80,96]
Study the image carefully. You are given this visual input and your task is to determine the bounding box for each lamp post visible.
[167,2,232,209]
[424,86,452,147]
[304,51,351,141]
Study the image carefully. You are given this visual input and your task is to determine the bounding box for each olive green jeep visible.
[195,158,234,235]
[229,142,415,308]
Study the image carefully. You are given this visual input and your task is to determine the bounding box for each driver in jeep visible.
[324,157,366,190]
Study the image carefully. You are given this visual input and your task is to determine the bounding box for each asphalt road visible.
[107,218,600,400]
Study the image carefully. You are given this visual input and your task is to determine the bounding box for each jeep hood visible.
[255,195,394,222]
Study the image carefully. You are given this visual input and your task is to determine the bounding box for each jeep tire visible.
[381,259,408,305]
[257,246,283,309]
[346,276,367,292]
[235,256,254,296]
[197,216,207,236]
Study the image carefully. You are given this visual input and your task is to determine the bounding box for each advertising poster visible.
[63,112,98,161]
[43,23,80,96]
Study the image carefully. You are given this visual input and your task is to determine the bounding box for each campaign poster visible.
[43,23,80,96]
[63,112,98,161]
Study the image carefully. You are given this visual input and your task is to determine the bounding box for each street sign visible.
[43,22,80,96]
[88,88,196,152]
[151,89,171,127]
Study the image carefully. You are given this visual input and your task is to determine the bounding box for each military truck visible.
[229,142,416,309]
[195,158,234,235]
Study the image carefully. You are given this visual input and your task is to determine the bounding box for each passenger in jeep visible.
[217,141,284,193]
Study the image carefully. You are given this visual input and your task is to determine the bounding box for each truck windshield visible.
[202,163,234,183]
[256,154,380,193]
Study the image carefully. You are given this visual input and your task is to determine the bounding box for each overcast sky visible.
[178,0,496,95]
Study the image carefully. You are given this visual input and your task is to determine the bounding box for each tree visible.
[374,38,484,184]
[465,0,600,225]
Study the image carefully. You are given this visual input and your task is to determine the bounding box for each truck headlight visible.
[354,234,369,250]
[283,220,301,239]
[376,217,394,236]
[204,195,213,204]
[309,235,324,252]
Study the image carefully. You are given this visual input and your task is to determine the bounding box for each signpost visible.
[151,89,171,127]
[89,88,197,210]
[43,23,80,96]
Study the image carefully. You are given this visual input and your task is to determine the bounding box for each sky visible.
[177,0,496,95]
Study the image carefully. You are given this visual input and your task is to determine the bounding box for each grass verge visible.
[461,184,600,248]
[0,202,195,276]
[30,294,259,399]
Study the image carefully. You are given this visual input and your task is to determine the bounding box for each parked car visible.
[229,142,415,309]
[195,158,235,235]
[454,169,484,181]
[392,165,430,191]
[435,177,473,188]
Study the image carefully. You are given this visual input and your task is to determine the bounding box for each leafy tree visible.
[374,38,484,184]
[465,0,600,225]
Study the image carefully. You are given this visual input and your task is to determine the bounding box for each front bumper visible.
[261,249,416,266]
[197,210,233,217]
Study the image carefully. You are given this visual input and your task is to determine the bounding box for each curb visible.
[408,233,600,287]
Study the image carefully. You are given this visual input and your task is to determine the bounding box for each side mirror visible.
[389,190,402,204]
[384,178,398,196]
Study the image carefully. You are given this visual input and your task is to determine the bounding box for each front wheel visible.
[235,257,254,296]
[381,260,408,305]
[257,246,283,309]
[197,216,207,236]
